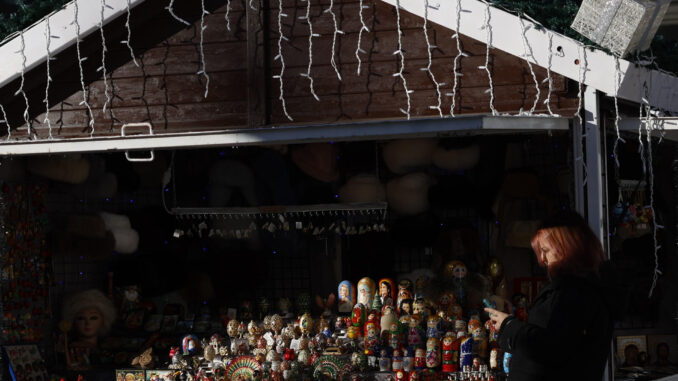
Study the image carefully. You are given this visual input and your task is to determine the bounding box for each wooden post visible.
[247,0,268,128]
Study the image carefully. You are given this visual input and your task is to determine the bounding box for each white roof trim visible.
[0,0,147,89]
[379,0,678,113]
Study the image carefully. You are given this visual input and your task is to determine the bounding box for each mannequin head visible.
[62,289,116,346]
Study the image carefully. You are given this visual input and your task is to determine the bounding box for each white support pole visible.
[573,117,586,216]
[584,86,606,243]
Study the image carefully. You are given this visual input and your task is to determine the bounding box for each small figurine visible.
[414,348,426,370]
[407,314,425,348]
[364,322,379,355]
[131,347,154,369]
[425,337,440,369]
[412,299,428,320]
[396,279,413,313]
[395,370,407,381]
[389,321,405,351]
[403,348,415,372]
[182,334,200,356]
[426,315,442,339]
[437,291,456,315]
[409,370,421,381]
[449,303,463,320]
[351,303,366,329]
[357,277,376,307]
[399,298,414,316]
[378,278,395,308]
[459,333,475,368]
[489,348,500,371]
[380,307,396,335]
[392,348,404,371]
[379,349,392,372]
[441,333,457,374]
[337,281,355,314]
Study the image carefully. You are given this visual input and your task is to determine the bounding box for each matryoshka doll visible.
[484,319,499,349]
[414,348,426,370]
[396,279,413,314]
[403,348,415,372]
[426,315,442,339]
[389,321,405,351]
[407,314,424,348]
[364,322,379,355]
[409,370,420,381]
[444,260,468,308]
[425,337,440,369]
[351,303,366,329]
[395,370,407,381]
[357,277,376,307]
[392,348,404,371]
[378,278,396,308]
[379,349,391,372]
[381,306,396,335]
[437,291,456,316]
[469,319,487,361]
[412,299,429,321]
[337,281,356,314]
[449,303,463,320]
[441,333,457,374]
[489,348,500,371]
[459,331,475,368]
[399,298,414,317]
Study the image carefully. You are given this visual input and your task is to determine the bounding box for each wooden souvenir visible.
[226,356,262,381]
[378,278,396,308]
[425,338,440,369]
[357,278,376,307]
[378,349,391,372]
[414,348,426,370]
[396,279,413,314]
[364,322,379,355]
[337,281,355,314]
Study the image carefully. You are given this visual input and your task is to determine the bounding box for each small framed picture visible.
[647,334,678,366]
[145,370,175,381]
[617,335,647,367]
[116,369,145,381]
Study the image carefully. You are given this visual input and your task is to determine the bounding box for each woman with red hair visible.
[485,210,625,381]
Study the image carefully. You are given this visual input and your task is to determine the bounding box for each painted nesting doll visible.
[337,281,355,314]
[425,337,441,369]
[378,278,396,308]
[357,277,376,307]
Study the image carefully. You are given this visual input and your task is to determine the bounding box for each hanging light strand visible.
[300,0,320,101]
[612,57,626,168]
[0,104,10,141]
[44,18,53,139]
[355,0,369,75]
[225,0,232,32]
[422,0,443,117]
[448,0,464,117]
[543,33,558,116]
[325,0,343,81]
[124,0,139,66]
[274,0,293,121]
[646,114,661,298]
[16,31,31,137]
[99,0,112,114]
[479,1,497,116]
[167,0,190,25]
[393,0,412,119]
[198,0,210,98]
[74,1,96,136]
[518,16,540,115]
[575,44,588,186]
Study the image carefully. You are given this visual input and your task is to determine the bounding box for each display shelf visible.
[170,202,389,218]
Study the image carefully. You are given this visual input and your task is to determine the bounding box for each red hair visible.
[530,211,606,276]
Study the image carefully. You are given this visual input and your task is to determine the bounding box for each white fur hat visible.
[99,212,131,230]
[432,144,480,171]
[338,174,385,204]
[27,154,90,184]
[110,227,140,254]
[382,139,438,174]
[386,173,434,215]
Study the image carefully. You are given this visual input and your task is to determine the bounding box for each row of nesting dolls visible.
[360,317,503,374]
[338,275,464,318]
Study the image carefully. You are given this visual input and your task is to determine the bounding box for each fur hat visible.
[99,212,139,254]
[338,174,385,203]
[62,289,116,335]
[432,144,480,171]
[209,160,258,206]
[291,143,339,183]
[386,173,434,215]
[382,139,438,174]
[27,154,90,184]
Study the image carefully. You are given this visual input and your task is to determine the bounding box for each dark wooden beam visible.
[247,0,268,128]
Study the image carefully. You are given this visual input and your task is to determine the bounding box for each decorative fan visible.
[225,356,261,381]
[312,356,353,380]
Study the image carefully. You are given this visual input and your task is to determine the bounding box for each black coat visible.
[498,264,624,381]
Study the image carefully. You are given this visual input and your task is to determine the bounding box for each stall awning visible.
[0,115,570,156]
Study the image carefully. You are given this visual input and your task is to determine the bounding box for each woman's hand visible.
[485,307,510,332]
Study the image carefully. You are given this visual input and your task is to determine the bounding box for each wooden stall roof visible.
[3,0,671,148]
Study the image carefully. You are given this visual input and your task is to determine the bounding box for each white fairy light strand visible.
[74,1,96,136]
[355,0,369,75]
[646,114,661,298]
[448,0,464,117]
[300,0,319,101]
[100,0,112,114]
[225,0,232,32]
[198,0,210,98]
[16,31,31,137]
[422,0,443,117]
[167,0,190,26]
[124,0,139,66]
[543,33,558,117]
[479,1,497,116]
[0,104,10,141]
[44,18,53,139]
[518,16,539,115]
[612,57,626,168]
[393,0,412,119]
[274,0,292,121]
[325,0,343,81]
[575,44,588,186]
